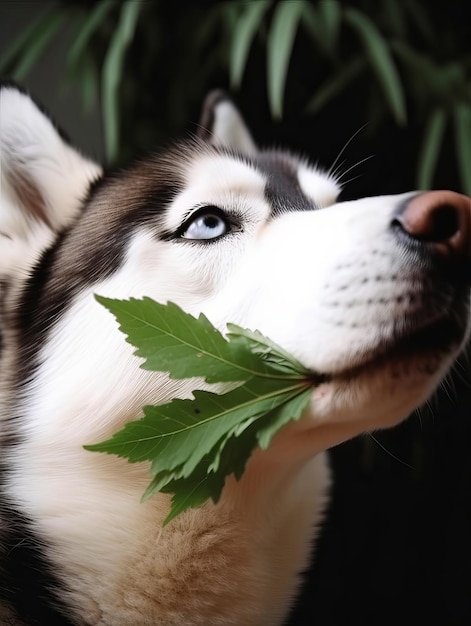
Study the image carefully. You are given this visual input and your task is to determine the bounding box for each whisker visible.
[335,154,376,185]
[367,432,416,470]
[329,158,347,182]
[415,404,425,430]
[448,356,471,389]
[327,123,369,179]
[336,172,366,188]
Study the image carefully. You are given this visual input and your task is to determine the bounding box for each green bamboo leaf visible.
[80,51,99,114]
[391,41,441,97]
[344,7,406,125]
[65,47,100,114]
[230,0,271,88]
[0,4,54,71]
[454,103,471,195]
[318,0,341,44]
[102,0,142,162]
[68,0,117,68]
[267,0,305,119]
[220,0,241,31]
[417,108,447,190]
[383,0,406,38]
[302,0,340,56]
[305,56,365,114]
[12,10,66,81]
[402,0,434,43]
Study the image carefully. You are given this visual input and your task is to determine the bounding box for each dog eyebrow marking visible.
[254,152,316,215]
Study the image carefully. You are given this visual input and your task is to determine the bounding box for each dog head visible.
[1,80,470,626]
[1,83,470,455]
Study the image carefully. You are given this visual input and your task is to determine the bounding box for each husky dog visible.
[0,82,470,626]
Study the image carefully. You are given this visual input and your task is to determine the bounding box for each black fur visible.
[0,499,76,625]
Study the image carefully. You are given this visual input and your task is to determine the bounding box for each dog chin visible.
[307,322,466,430]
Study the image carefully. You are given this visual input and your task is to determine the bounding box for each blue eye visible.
[181,208,228,240]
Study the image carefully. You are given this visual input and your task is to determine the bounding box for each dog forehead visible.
[180,148,339,216]
[162,151,271,228]
[186,152,266,194]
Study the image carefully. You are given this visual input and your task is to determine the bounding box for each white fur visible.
[0,86,101,284]
[1,87,469,626]
[209,99,257,155]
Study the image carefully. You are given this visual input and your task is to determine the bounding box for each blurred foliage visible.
[1,0,470,193]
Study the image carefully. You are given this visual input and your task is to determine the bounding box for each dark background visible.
[1,1,470,624]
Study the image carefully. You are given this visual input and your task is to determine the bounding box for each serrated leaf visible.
[85,377,309,476]
[267,0,305,119]
[95,296,302,382]
[255,387,311,449]
[87,297,318,524]
[344,8,406,125]
[230,0,271,88]
[417,108,447,190]
[226,323,309,375]
[157,464,226,525]
[148,388,312,525]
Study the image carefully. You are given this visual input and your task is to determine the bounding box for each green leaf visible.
[301,0,340,58]
[454,103,471,195]
[0,4,54,72]
[65,46,100,114]
[344,8,406,125]
[95,296,303,382]
[267,0,305,119]
[305,56,365,115]
[149,388,312,525]
[417,108,447,190]
[230,0,271,88]
[402,0,434,43]
[80,51,100,114]
[12,10,66,81]
[255,387,311,449]
[383,0,406,38]
[226,324,309,375]
[102,0,142,162]
[391,41,442,101]
[157,462,226,525]
[68,0,117,68]
[318,0,341,48]
[85,377,308,475]
[87,297,319,523]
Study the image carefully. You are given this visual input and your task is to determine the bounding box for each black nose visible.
[393,191,471,270]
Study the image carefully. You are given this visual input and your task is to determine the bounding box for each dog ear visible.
[0,82,102,235]
[197,90,257,155]
[0,81,102,278]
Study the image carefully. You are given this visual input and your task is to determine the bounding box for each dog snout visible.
[393,191,471,274]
